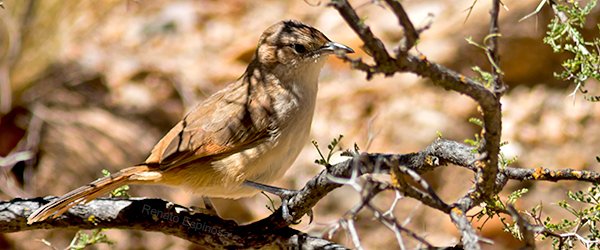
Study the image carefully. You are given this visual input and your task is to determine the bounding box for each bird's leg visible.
[244,180,312,224]
[190,197,218,216]
[202,197,215,212]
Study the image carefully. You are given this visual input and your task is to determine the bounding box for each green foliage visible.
[465,117,517,168]
[63,170,128,249]
[498,140,517,170]
[68,229,113,250]
[544,0,600,102]
[474,183,600,249]
[465,35,504,88]
[472,141,523,237]
[507,188,529,205]
[471,66,495,88]
[312,135,344,168]
[544,7,600,246]
[464,134,482,149]
[488,188,529,239]
[543,184,600,249]
[543,4,600,246]
[468,117,484,127]
[498,152,517,171]
[499,189,532,240]
[101,169,130,198]
[464,117,483,150]
[474,188,529,233]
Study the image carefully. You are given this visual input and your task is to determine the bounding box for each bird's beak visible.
[320,41,354,54]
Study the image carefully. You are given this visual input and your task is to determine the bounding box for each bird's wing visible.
[145,81,276,170]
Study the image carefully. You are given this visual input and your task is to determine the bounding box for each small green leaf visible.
[468,117,484,127]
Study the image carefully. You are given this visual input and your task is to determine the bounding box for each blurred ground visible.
[1,0,599,249]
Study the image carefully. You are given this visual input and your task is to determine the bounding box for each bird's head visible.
[255,20,354,70]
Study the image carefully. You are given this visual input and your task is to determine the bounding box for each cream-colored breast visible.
[171,59,323,199]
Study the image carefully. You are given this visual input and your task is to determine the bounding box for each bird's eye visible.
[292,44,307,54]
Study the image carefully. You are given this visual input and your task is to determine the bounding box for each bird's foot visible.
[189,197,218,216]
[244,180,313,224]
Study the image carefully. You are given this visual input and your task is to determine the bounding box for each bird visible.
[27,19,353,224]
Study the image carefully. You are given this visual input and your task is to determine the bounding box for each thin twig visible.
[328,0,395,73]
[503,167,600,183]
[487,0,506,95]
[507,205,538,249]
[383,0,419,52]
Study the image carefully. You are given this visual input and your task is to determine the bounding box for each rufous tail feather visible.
[27,165,161,224]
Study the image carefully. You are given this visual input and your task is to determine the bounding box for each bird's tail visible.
[27,165,162,224]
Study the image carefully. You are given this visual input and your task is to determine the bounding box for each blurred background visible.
[1,0,599,249]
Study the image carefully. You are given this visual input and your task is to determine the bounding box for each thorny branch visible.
[507,205,538,250]
[383,0,419,53]
[330,0,503,204]
[328,168,436,249]
[328,0,395,74]
[507,203,600,249]
[328,1,600,249]
[329,0,506,249]
[487,0,506,95]
[0,197,347,249]
[4,138,600,248]
[391,164,451,213]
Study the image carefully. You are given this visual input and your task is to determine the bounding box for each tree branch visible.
[450,207,481,250]
[383,0,419,53]
[2,139,473,248]
[328,0,396,76]
[503,167,600,183]
[487,0,506,95]
[507,204,538,250]
[4,138,600,248]
[329,0,503,216]
[1,197,347,249]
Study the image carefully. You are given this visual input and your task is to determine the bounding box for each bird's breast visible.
[169,75,319,199]
[200,82,317,198]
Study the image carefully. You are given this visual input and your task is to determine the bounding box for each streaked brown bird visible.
[27,19,353,224]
